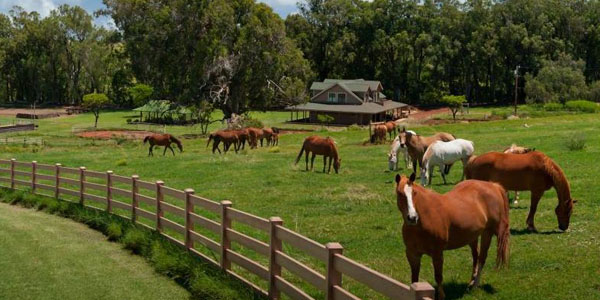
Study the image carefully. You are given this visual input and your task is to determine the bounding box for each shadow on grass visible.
[510,228,563,236]
[443,282,497,300]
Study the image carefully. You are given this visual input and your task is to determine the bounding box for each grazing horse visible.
[384,121,397,139]
[465,151,574,231]
[271,132,279,146]
[230,129,249,150]
[246,127,264,149]
[396,173,510,300]
[207,130,239,154]
[388,134,414,171]
[503,144,535,204]
[263,127,274,146]
[421,139,475,186]
[143,134,183,156]
[370,125,387,144]
[294,136,341,174]
[399,128,455,175]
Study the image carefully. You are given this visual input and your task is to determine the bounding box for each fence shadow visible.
[443,281,497,300]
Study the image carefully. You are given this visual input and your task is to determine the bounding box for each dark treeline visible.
[287,0,600,104]
[2,0,600,111]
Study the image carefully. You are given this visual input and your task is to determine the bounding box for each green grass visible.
[0,202,190,300]
[2,109,600,299]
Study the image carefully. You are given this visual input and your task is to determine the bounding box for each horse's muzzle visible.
[406,215,418,225]
[559,223,568,231]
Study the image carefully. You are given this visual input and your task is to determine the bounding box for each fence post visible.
[106,171,113,213]
[10,158,15,189]
[268,217,283,300]
[156,180,164,232]
[79,167,86,205]
[184,188,195,249]
[55,163,61,198]
[131,175,139,222]
[411,282,435,300]
[220,200,233,270]
[31,161,37,193]
[325,242,344,300]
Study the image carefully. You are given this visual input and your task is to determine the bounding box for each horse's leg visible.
[406,250,422,283]
[305,150,309,171]
[461,157,469,181]
[148,145,153,156]
[432,251,445,300]
[163,145,168,156]
[323,156,327,173]
[169,145,175,156]
[468,240,479,288]
[311,153,316,171]
[472,231,493,289]
[527,190,544,232]
[328,156,333,173]
[514,191,519,205]
[439,164,447,185]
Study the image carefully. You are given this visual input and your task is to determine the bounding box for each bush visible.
[242,117,263,129]
[566,134,586,151]
[106,222,123,241]
[122,228,151,255]
[268,146,280,153]
[491,109,510,119]
[317,114,335,124]
[565,100,599,113]
[347,124,362,131]
[543,103,564,111]
[116,159,127,166]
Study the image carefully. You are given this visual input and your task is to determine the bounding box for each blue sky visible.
[0,0,301,27]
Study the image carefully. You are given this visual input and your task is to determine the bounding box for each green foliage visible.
[441,95,466,121]
[242,117,264,129]
[83,93,111,128]
[106,222,123,241]
[128,84,154,107]
[116,159,127,166]
[543,103,564,111]
[587,81,600,102]
[565,100,599,113]
[317,114,334,124]
[566,134,587,151]
[268,146,280,153]
[122,228,151,255]
[525,54,588,104]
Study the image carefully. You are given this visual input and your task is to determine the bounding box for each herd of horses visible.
[141,121,575,300]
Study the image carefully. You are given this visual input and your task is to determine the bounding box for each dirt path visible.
[77,130,155,139]
[408,107,450,120]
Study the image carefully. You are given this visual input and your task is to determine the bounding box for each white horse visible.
[388,132,415,171]
[421,139,475,186]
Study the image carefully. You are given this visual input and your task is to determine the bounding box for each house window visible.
[337,93,346,103]
[328,92,336,103]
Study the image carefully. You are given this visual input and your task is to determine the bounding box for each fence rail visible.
[0,158,435,300]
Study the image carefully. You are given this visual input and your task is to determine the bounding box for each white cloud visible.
[0,0,58,17]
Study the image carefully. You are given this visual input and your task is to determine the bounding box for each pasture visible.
[1,109,599,299]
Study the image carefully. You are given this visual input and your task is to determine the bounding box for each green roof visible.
[287,100,406,114]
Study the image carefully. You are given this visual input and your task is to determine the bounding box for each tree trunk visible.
[94,112,99,128]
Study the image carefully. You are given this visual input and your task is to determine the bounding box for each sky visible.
[0,0,302,28]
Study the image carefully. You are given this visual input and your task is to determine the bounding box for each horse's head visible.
[388,153,397,171]
[555,200,573,231]
[395,173,419,225]
[399,127,415,148]
[334,158,341,174]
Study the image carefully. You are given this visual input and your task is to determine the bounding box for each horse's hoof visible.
[527,226,538,232]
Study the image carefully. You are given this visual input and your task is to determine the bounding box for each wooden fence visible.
[0,158,434,300]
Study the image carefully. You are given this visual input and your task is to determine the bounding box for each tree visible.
[441,95,466,122]
[82,93,110,128]
[128,84,154,107]
[525,54,588,104]
[192,101,215,135]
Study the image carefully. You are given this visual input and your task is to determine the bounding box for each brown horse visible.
[143,134,183,156]
[207,130,239,154]
[465,151,574,231]
[370,125,387,144]
[271,132,279,146]
[503,144,535,204]
[294,136,341,174]
[246,127,264,149]
[396,173,510,300]
[263,127,275,146]
[384,121,397,139]
[229,128,249,150]
[399,128,455,174]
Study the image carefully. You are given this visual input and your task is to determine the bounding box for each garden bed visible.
[77,130,155,140]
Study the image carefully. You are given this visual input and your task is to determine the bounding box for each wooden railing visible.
[0,158,435,300]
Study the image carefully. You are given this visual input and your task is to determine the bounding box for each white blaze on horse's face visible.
[404,184,419,224]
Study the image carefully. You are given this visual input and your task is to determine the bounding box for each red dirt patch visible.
[77,130,156,140]
[408,107,451,121]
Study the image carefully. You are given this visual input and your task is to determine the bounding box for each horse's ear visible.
[402,126,406,132]
[409,173,416,183]
[395,174,401,184]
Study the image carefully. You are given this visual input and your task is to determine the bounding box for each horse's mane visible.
[542,154,572,207]
[169,135,182,146]
[143,136,150,144]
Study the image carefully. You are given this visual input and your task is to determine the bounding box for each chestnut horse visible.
[503,144,535,204]
[465,151,574,231]
[271,132,279,146]
[370,125,387,144]
[294,136,341,174]
[246,127,264,149]
[384,121,397,139]
[143,134,183,156]
[207,130,239,154]
[399,128,455,175]
[396,173,510,300]
[229,128,249,150]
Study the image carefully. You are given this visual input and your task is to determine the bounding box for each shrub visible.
[116,159,127,166]
[347,124,362,131]
[122,228,151,255]
[491,109,510,119]
[543,103,564,111]
[242,117,263,129]
[565,100,599,113]
[268,146,280,153]
[317,114,334,124]
[566,134,586,151]
[106,222,123,241]
[440,95,466,121]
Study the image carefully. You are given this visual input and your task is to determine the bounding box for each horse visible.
[229,128,249,150]
[370,125,387,144]
[395,173,510,300]
[271,132,279,146]
[465,151,574,231]
[207,130,239,154]
[399,127,456,175]
[503,144,535,205]
[263,127,274,146]
[421,139,475,186]
[384,121,397,139]
[246,127,264,149]
[143,134,183,156]
[294,136,341,174]
[388,133,414,171]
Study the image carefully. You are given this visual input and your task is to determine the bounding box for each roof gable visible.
[310,82,363,103]
[313,79,382,93]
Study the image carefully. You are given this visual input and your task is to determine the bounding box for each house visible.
[286,79,407,125]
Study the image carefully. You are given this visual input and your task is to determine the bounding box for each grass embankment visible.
[1,109,599,299]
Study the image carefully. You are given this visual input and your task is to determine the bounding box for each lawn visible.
[1,109,599,299]
[0,202,190,300]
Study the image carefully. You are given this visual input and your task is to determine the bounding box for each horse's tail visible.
[143,136,150,144]
[294,143,305,165]
[206,134,214,148]
[496,184,510,268]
